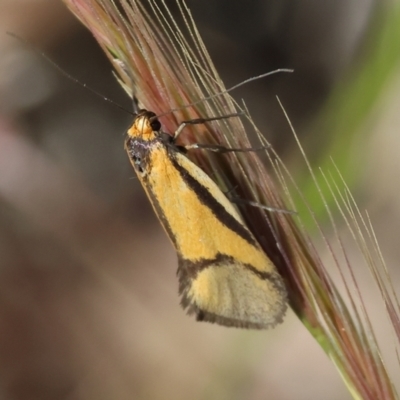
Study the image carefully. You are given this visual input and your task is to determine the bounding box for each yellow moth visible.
[125,109,287,329]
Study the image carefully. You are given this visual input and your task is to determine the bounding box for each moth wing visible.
[178,257,287,329]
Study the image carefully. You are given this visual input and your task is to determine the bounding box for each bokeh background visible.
[0,1,399,399]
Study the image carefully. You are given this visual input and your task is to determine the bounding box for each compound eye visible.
[150,118,161,131]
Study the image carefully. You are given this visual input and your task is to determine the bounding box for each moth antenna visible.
[7,32,134,116]
[156,68,293,119]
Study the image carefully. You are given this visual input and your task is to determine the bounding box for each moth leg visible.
[230,198,296,215]
[184,143,270,153]
[174,112,292,214]
[174,112,244,140]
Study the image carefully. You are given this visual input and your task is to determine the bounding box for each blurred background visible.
[0,0,399,399]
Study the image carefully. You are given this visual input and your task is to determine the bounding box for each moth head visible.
[127,109,161,140]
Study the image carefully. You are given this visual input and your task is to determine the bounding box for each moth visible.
[125,110,287,329]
